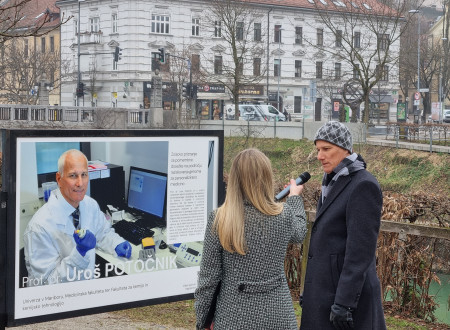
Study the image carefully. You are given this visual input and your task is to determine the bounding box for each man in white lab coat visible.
[24,149,131,286]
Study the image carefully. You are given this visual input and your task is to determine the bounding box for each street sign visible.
[419,88,429,93]
[414,92,420,100]
[414,100,420,106]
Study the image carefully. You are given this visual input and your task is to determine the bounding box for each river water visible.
[429,273,450,325]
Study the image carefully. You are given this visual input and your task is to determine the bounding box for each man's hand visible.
[115,241,132,258]
[330,303,354,329]
[73,230,96,257]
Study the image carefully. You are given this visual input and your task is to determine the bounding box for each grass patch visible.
[114,299,438,329]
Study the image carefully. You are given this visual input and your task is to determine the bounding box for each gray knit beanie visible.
[314,121,353,153]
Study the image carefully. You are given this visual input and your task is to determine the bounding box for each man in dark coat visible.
[300,121,386,330]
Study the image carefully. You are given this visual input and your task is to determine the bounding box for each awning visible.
[239,95,268,100]
[369,94,394,103]
[197,92,230,100]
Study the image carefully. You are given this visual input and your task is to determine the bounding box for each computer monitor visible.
[127,166,167,219]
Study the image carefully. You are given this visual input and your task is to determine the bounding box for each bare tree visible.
[0,38,61,104]
[306,0,419,123]
[0,0,70,44]
[203,0,267,119]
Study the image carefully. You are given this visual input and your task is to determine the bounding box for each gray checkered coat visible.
[195,195,307,329]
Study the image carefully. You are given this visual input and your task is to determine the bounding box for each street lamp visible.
[439,37,447,123]
[77,0,85,106]
[409,9,420,121]
[277,28,283,112]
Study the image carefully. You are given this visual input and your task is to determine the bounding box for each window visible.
[354,31,361,48]
[376,65,388,81]
[192,18,200,36]
[274,25,282,43]
[378,33,389,50]
[333,1,346,7]
[192,54,200,73]
[24,39,28,58]
[274,59,281,77]
[334,63,341,79]
[215,21,221,37]
[254,23,261,41]
[353,64,359,79]
[317,28,323,46]
[336,30,342,47]
[295,60,302,77]
[236,21,244,40]
[41,37,46,53]
[50,36,54,52]
[90,17,100,32]
[253,58,261,76]
[74,18,78,36]
[295,27,303,44]
[151,15,170,34]
[294,96,302,113]
[316,61,323,78]
[214,55,222,74]
[112,13,118,33]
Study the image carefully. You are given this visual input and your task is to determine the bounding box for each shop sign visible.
[197,84,225,93]
[238,85,264,95]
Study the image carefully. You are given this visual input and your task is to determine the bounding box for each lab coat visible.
[23,189,125,286]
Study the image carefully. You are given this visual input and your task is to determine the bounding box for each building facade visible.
[56,0,401,122]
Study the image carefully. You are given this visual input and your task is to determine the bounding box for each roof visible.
[244,0,401,17]
[1,0,60,32]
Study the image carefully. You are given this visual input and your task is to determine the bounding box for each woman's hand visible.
[288,178,304,196]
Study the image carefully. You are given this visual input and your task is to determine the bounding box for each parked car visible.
[225,104,286,121]
[444,109,450,123]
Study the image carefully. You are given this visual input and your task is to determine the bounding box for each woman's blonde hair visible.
[213,148,283,255]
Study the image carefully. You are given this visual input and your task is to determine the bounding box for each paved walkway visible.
[366,136,450,154]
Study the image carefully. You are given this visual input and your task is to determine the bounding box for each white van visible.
[225,104,286,121]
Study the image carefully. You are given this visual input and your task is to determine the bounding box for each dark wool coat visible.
[195,196,307,330]
[300,169,386,330]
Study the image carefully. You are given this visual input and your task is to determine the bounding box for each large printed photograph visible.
[8,131,222,324]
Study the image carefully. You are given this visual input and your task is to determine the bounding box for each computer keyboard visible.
[113,220,155,246]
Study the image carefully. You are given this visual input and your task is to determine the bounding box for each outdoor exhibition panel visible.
[0,129,224,327]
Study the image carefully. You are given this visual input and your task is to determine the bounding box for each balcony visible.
[79,31,103,45]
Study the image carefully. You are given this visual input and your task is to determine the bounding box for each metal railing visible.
[368,123,450,151]
[0,104,153,128]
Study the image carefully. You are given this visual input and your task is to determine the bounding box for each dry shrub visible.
[377,233,444,322]
[382,191,449,227]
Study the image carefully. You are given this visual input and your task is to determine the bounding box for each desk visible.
[96,227,178,276]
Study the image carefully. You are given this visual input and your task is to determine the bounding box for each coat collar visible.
[315,175,352,223]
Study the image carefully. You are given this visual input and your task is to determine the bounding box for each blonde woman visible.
[195,148,307,329]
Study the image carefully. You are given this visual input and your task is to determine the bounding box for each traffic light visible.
[182,82,191,99]
[114,46,122,62]
[158,47,165,63]
[76,82,84,97]
[191,84,197,99]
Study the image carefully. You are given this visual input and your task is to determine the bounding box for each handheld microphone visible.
[275,172,311,201]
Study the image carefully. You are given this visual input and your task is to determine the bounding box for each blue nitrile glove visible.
[73,230,96,257]
[330,303,354,329]
[115,241,132,258]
